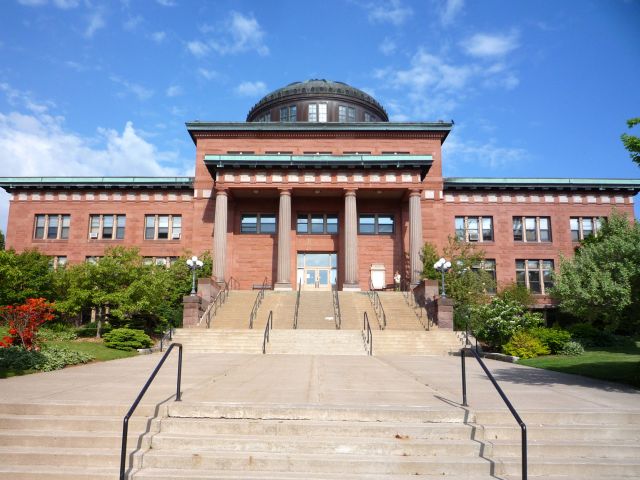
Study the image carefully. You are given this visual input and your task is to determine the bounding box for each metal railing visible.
[119,343,182,480]
[363,311,373,356]
[199,279,232,328]
[293,280,302,329]
[249,276,268,329]
[402,285,430,331]
[367,280,387,329]
[159,325,174,352]
[262,311,273,354]
[332,284,342,330]
[461,340,527,480]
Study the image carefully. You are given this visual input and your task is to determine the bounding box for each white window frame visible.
[455,216,493,242]
[513,216,552,242]
[89,214,126,240]
[570,216,603,241]
[144,214,182,240]
[34,214,70,240]
[516,259,554,295]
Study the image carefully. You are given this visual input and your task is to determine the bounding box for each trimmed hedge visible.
[103,328,153,351]
[528,327,572,354]
[502,331,550,359]
[0,346,93,372]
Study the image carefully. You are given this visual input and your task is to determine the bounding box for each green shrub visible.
[0,345,93,371]
[567,323,616,347]
[76,322,112,338]
[502,331,550,359]
[470,298,544,350]
[528,327,572,354]
[103,328,153,351]
[559,341,585,356]
[38,323,78,342]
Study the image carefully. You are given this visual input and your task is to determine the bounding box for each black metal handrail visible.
[159,325,174,352]
[200,280,231,328]
[402,285,430,331]
[293,279,302,329]
[461,344,527,480]
[332,284,342,330]
[249,276,268,329]
[363,311,373,356]
[262,311,273,354]
[119,343,183,480]
[367,280,386,329]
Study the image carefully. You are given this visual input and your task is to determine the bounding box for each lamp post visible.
[434,257,452,297]
[186,256,204,296]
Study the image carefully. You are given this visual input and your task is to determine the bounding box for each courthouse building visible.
[1,79,639,304]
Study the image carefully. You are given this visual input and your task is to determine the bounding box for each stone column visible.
[409,189,423,286]
[343,189,360,291]
[275,188,292,290]
[213,189,228,285]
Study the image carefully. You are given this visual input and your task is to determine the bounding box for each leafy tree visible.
[0,229,5,250]
[0,298,55,350]
[0,249,55,306]
[498,283,534,307]
[621,117,640,167]
[551,212,640,332]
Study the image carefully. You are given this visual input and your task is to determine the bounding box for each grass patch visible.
[47,340,138,362]
[518,340,640,389]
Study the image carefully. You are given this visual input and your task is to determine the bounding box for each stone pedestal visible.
[436,297,455,330]
[182,295,202,328]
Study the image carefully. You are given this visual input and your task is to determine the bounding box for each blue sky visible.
[0,0,639,231]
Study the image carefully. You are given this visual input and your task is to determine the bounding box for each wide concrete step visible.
[167,403,467,424]
[0,413,153,431]
[0,446,122,467]
[158,417,477,440]
[475,410,640,425]
[134,469,500,480]
[482,424,640,441]
[140,450,492,475]
[0,429,150,448]
[497,457,640,477]
[150,433,483,457]
[0,465,117,480]
[0,403,158,417]
[490,440,640,458]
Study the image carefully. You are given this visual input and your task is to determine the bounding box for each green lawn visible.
[518,341,640,389]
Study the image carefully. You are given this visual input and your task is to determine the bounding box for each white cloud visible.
[17,0,80,7]
[150,31,166,43]
[156,0,176,6]
[443,134,529,172]
[376,46,520,118]
[84,9,106,38]
[234,81,267,97]
[197,68,218,80]
[366,0,413,26]
[462,31,519,58]
[439,0,464,25]
[166,85,183,97]
[379,37,397,56]
[190,11,269,58]
[0,89,186,232]
[109,75,154,100]
[186,40,209,57]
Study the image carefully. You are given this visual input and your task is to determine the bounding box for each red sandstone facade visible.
[1,79,638,305]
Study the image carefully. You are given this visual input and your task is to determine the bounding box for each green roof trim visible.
[0,177,194,191]
[444,177,640,192]
[204,154,432,168]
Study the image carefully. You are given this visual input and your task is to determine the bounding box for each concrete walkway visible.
[1,351,638,414]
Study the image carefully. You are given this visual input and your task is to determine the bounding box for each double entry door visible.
[297,252,337,291]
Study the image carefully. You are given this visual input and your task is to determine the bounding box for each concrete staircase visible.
[0,402,159,480]
[131,403,498,479]
[258,291,297,329]
[377,292,425,330]
[266,329,366,355]
[372,330,464,356]
[338,291,377,330]
[296,291,336,329]
[475,410,640,478]
[209,291,258,329]
[172,329,263,353]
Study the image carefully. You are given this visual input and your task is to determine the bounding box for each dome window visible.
[338,105,356,122]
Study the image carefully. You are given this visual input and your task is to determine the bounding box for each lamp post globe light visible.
[186,255,204,296]
[434,257,452,297]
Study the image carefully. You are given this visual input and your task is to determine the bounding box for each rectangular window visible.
[364,112,376,122]
[241,213,277,234]
[513,216,552,242]
[279,105,297,122]
[455,216,493,242]
[570,216,604,241]
[49,256,67,270]
[358,214,395,234]
[296,214,339,235]
[144,215,182,240]
[143,256,180,268]
[34,214,70,240]
[318,103,327,122]
[89,214,126,240]
[472,259,496,294]
[308,104,317,122]
[338,106,356,122]
[516,259,554,294]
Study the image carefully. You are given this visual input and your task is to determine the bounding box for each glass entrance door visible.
[297,253,337,291]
